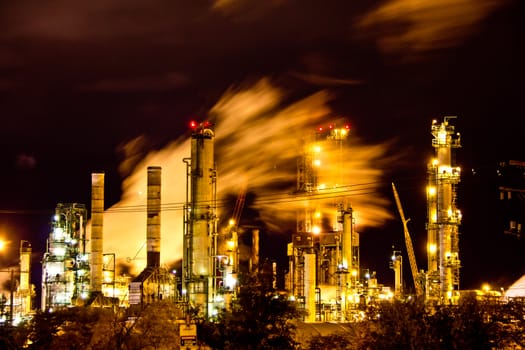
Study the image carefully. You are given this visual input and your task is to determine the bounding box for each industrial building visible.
[41,203,91,310]
[36,117,467,322]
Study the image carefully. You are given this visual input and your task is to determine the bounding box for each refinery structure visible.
[7,117,471,324]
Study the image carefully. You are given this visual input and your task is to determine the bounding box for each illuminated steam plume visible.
[101,78,399,275]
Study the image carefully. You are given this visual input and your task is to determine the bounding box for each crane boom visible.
[231,182,247,227]
[391,182,423,297]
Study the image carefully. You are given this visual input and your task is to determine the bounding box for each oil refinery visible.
[7,116,520,327]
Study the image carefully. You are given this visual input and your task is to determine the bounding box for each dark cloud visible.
[15,153,37,170]
[357,0,507,58]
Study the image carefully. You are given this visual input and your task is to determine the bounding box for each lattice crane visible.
[392,182,423,297]
[230,181,247,228]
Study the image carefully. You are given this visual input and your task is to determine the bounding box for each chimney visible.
[147,166,161,267]
[90,172,104,294]
[19,240,32,314]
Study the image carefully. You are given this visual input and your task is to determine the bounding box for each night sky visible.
[1,0,524,297]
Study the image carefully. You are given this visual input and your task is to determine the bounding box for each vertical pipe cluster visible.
[147,166,161,268]
[90,173,105,294]
[304,253,317,322]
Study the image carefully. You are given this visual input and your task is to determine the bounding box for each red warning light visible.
[345,124,350,130]
[328,124,334,129]
[190,120,198,129]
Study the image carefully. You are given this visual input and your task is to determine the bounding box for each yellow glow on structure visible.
[224,274,236,289]
[447,208,453,217]
[53,227,64,240]
[318,183,326,190]
[428,243,437,254]
[227,240,235,250]
[439,166,452,174]
[351,269,357,277]
[228,219,235,226]
[313,159,321,167]
[312,226,321,235]
[432,158,438,166]
[340,128,348,137]
[482,283,490,292]
[104,271,112,283]
[427,186,436,196]
[313,145,321,153]
[314,211,321,218]
[53,247,66,256]
[438,129,447,144]
[430,209,437,223]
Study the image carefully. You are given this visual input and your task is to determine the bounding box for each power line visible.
[0,177,428,216]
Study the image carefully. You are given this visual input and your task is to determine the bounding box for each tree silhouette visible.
[200,265,304,350]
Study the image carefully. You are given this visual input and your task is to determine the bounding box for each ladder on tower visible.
[392,183,424,297]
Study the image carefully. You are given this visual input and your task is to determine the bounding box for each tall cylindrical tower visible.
[19,240,32,315]
[90,173,105,295]
[183,121,217,317]
[426,117,461,304]
[147,166,161,267]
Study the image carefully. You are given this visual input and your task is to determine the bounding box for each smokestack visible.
[250,228,259,272]
[147,166,161,267]
[19,240,32,314]
[90,172,104,294]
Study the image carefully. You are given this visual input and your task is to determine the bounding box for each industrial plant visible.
[7,116,519,329]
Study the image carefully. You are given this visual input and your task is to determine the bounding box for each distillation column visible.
[183,122,217,318]
[426,117,462,304]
